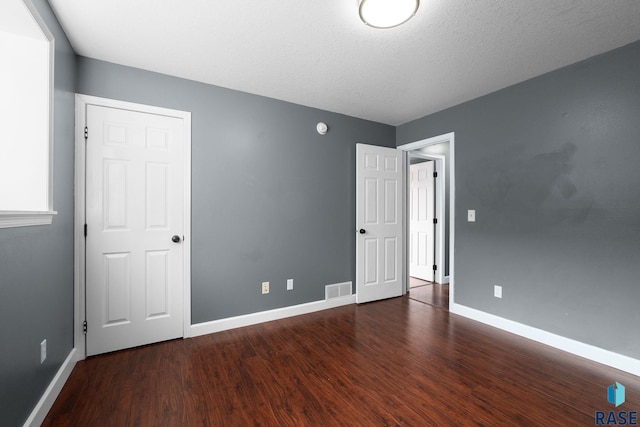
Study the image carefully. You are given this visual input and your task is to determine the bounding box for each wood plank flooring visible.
[43,296,639,426]
[409,283,449,310]
[409,276,432,288]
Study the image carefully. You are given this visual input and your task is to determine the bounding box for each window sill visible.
[0,211,57,229]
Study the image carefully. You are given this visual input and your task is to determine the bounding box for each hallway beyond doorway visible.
[409,276,449,310]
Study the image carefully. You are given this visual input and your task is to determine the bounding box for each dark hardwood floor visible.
[409,278,449,310]
[43,296,639,426]
[409,276,432,288]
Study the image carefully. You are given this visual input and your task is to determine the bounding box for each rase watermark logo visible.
[610,383,626,408]
[595,382,637,426]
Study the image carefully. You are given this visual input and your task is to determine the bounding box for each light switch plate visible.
[468,210,476,222]
[494,285,502,299]
[40,339,47,363]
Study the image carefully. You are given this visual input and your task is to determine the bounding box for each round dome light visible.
[359,0,420,29]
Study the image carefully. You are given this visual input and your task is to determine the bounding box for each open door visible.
[409,160,435,282]
[356,143,403,303]
[85,103,187,356]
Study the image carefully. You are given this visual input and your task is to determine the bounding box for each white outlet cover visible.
[494,285,502,299]
[468,210,476,222]
[287,279,293,290]
[262,281,269,294]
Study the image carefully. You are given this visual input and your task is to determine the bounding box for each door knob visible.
[171,235,181,243]
[359,229,366,234]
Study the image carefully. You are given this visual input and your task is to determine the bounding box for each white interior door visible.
[410,161,435,281]
[356,143,403,304]
[85,104,185,356]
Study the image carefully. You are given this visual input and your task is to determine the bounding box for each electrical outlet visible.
[468,210,476,222]
[287,279,293,291]
[494,285,502,299]
[262,281,269,294]
[40,339,47,364]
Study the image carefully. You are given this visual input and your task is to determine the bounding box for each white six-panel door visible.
[85,104,185,356]
[356,143,403,304]
[410,161,435,281]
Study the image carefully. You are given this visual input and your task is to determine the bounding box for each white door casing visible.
[410,161,435,281]
[84,103,188,356]
[356,143,403,304]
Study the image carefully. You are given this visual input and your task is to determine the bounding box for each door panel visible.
[384,237,398,281]
[104,252,131,325]
[145,250,170,318]
[86,104,185,356]
[146,163,169,229]
[356,144,403,303]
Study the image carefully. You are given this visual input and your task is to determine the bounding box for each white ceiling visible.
[47,0,640,126]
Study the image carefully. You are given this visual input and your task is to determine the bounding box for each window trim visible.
[0,211,57,228]
[0,0,57,228]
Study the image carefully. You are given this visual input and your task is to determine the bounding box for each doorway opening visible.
[407,156,448,308]
[399,132,455,310]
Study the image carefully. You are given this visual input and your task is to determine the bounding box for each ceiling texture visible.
[48,0,640,126]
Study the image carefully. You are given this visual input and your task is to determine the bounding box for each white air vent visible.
[325,282,352,300]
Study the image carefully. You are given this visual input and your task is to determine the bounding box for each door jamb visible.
[74,94,192,359]
[398,132,455,307]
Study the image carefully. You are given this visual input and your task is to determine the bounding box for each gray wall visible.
[76,57,395,323]
[0,1,76,425]
[397,40,640,359]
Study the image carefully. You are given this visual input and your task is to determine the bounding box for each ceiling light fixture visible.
[359,0,420,29]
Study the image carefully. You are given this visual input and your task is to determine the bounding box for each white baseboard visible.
[24,348,80,427]
[450,303,640,377]
[191,295,356,337]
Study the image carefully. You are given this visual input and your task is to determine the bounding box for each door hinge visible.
[84,126,88,140]
[433,265,438,271]
[84,224,87,237]
[433,171,438,178]
[83,321,87,335]
[433,218,438,224]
